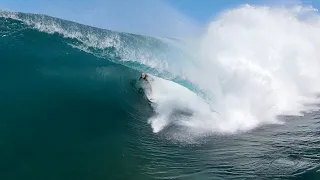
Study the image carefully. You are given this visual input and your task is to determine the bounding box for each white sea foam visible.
[146,4,320,135]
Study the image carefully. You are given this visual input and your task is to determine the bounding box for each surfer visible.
[139,72,153,97]
[139,72,149,82]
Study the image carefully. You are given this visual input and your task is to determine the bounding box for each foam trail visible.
[147,4,320,136]
[145,75,215,133]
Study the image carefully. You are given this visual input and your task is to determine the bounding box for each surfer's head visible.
[140,73,148,81]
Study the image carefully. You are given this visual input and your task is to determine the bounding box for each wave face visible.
[0,10,214,139]
[1,5,320,180]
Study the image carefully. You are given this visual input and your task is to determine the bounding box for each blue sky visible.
[0,0,319,37]
[163,0,317,23]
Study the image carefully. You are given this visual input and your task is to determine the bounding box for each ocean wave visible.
[2,4,320,139]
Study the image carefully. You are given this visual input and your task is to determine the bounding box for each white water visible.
[146,4,320,135]
[144,75,217,134]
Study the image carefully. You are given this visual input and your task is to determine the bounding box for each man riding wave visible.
[139,72,153,100]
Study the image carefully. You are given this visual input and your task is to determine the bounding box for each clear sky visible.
[0,0,319,37]
[163,0,316,24]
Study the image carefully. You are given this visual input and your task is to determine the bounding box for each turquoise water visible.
[0,12,319,180]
